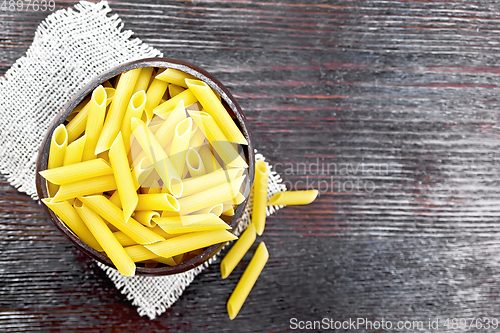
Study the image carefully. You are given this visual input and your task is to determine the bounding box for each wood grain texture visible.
[3,0,500,331]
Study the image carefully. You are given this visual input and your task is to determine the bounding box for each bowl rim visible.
[35,57,255,276]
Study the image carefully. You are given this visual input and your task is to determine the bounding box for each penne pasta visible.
[267,190,319,206]
[220,224,256,279]
[79,195,165,245]
[185,148,205,178]
[153,213,223,227]
[41,199,103,252]
[124,245,177,265]
[170,118,193,175]
[153,100,187,149]
[82,85,107,161]
[131,156,155,189]
[227,242,268,320]
[188,111,248,168]
[198,144,222,173]
[153,89,196,119]
[109,132,138,223]
[113,231,137,247]
[193,203,224,217]
[156,219,230,234]
[63,135,86,166]
[133,67,154,93]
[75,202,136,277]
[156,68,196,88]
[144,78,169,122]
[51,174,117,203]
[66,87,115,143]
[252,160,268,236]
[189,128,206,152]
[136,193,180,212]
[149,225,179,239]
[168,84,185,98]
[186,79,247,145]
[130,117,182,197]
[133,211,159,227]
[178,175,245,215]
[145,229,237,259]
[96,68,141,154]
[47,124,68,196]
[40,158,112,185]
[222,205,234,216]
[121,90,146,154]
[181,168,243,197]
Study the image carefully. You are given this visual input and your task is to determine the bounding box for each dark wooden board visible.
[2,0,500,331]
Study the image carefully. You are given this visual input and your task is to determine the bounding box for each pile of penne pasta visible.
[40,66,250,277]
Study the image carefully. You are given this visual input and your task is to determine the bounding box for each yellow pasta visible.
[96,68,141,154]
[222,205,235,216]
[198,144,222,173]
[124,245,176,265]
[156,218,229,234]
[47,124,68,196]
[153,99,187,149]
[66,87,115,143]
[178,175,245,215]
[189,128,206,152]
[131,156,155,190]
[188,111,248,168]
[193,203,224,217]
[227,242,268,320]
[130,117,183,197]
[153,213,218,227]
[39,158,112,185]
[82,85,107,161]
[109,132,138,223]
[63,135,86,166]
[133,67,154,93]
[170,117,193,175]
[145,229,237,259]
[267,190,318,206]
[185,148,205,177]
[252,160,268,236]
[51,174,116,203]
[156,68,196,88]
[144,78,169,122]
[41,199,103,252]
[186,79,248,145]
[153,89,196,119]
[169,84,185,98]
[220,224,256,279]
[121,90,146,154]
[133,211,159,227]
[79,195,165,245]
[136,193,180,212]
[75,202,135,277]
[113,231,137,247]
[182,168,242,197]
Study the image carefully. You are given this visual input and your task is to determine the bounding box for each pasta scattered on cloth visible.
[0,1,287,319]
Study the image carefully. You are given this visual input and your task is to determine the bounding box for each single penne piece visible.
[181,168,243,197]
[152,89,196,119]
[149,225,179,239]
[193,203,224,217]
[227,242,268,320]
[79,195,165,244]
[178,175,245,215]
[186,79,247,145]
[41,199,103,252]
[114,231,137,247]
[82,85,107,161]
[144,79,169,122]
[133,211,160,227]
[267,190,319,206]
[136,193,180,212]
[169,84,185,98]
[133,67,154,93]
[188,111,248,168]
[39,158,112,185]
[130,117,182,197]
[155,217,229,234]
[75,202,135,277]
[198,144,222,173]
[109,132,138,222]
[121,90,146,154]
[51,175,116,203]
[153,213,223,227]
[96,68,141,154]
[220,224,257,279]
[145,229,237,259]
[124,244,177,265]
[154,100,187,149]
[252,160,268,236]
[189,128,206,152]
[66,87,115,143]
[170,118,193,175]
[156,68,196,88]
[63,134,87,166]
[47,124,68,196]
[185,148,206,177]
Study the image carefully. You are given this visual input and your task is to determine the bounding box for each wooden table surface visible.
[3,0,500,332]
